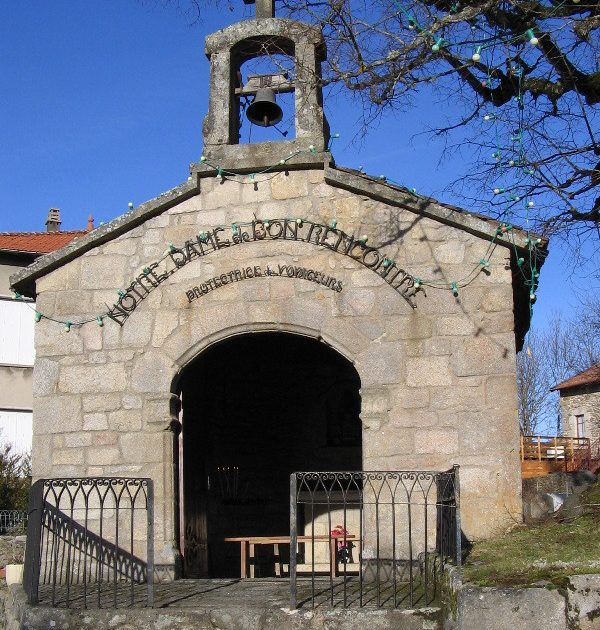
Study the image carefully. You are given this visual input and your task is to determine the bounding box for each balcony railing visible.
[0,510,28,535]
[520,435,592,478]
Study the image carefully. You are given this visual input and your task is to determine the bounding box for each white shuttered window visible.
[0,300,35,366]
[0,410,32,455]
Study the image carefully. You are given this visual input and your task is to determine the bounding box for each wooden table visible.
[224,534,358,579]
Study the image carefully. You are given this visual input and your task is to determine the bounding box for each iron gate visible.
[23,477,154,608]
[289,467,460,609]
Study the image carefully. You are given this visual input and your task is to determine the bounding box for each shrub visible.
[0,444,31,513]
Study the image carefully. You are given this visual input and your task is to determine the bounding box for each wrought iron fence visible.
[23,477,154,609]
[0,510,28,534]
[289,467,460,610]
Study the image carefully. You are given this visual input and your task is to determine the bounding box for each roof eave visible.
[0,248,43,257]
[10,176,200,298]
[324,166,545,249]
[323,167,548,352]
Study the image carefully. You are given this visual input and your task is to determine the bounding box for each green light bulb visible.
[432,38,444,52]
[526,29,538,45]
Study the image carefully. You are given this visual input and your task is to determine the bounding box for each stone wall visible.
[447,573,600,630]
[0,584,441,630]
[560,387,600,442]
[30,166,523,570]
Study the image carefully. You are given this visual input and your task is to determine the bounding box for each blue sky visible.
[1,0,597,330]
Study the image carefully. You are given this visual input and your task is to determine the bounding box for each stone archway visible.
[135,299,403,575]
[171,330,363,578]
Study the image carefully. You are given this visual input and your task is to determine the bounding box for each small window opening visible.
[576,414,586,438]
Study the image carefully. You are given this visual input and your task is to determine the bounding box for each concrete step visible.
[3,582,443,630]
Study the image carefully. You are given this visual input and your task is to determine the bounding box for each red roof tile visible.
[551,364,600,391]
[0,231,87,254]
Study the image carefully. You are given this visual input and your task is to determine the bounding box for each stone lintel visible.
[191,148,333,176]
[205,19,325,56]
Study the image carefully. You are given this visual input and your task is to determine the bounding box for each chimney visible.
[46,208,61,232]
[86,214,94,232]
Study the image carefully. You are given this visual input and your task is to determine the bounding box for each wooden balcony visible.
[520,435,594,479]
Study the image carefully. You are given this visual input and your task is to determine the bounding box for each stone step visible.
[3,582,443,630]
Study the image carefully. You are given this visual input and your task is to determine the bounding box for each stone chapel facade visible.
[11,6,545,578]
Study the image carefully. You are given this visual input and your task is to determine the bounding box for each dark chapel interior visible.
[176,332,362,578]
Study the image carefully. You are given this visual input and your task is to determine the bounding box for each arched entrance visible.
[174,331,362,578]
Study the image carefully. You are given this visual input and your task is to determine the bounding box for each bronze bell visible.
[246,88,283,127]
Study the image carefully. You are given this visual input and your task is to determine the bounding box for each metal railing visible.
[289,467,460,610]
[520,435,592,472]
[0,510,28,534]
[23,477,154,609]
[589,437,600,473]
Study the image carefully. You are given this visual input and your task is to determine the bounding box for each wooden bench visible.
[224,534,358,579]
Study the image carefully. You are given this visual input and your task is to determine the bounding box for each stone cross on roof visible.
[244,0,275,18]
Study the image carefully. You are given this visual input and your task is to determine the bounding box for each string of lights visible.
[454,4,551,355]
[395,1,550,318]
[395,0,573,53]
[12,121,543,331]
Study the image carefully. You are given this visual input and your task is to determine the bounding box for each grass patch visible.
[463,480,600,587]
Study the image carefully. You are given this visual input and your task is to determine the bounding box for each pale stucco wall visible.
[30,168,523,569]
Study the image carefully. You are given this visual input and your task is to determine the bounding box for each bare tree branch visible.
[165,0,600,268]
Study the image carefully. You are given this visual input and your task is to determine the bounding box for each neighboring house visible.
[552,364,600,443]
[0,209,90,454]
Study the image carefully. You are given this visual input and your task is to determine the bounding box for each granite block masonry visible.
[9,1,546,581]
[12,163,538,575]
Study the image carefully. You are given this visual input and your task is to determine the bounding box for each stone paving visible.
[36,577,436,610]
